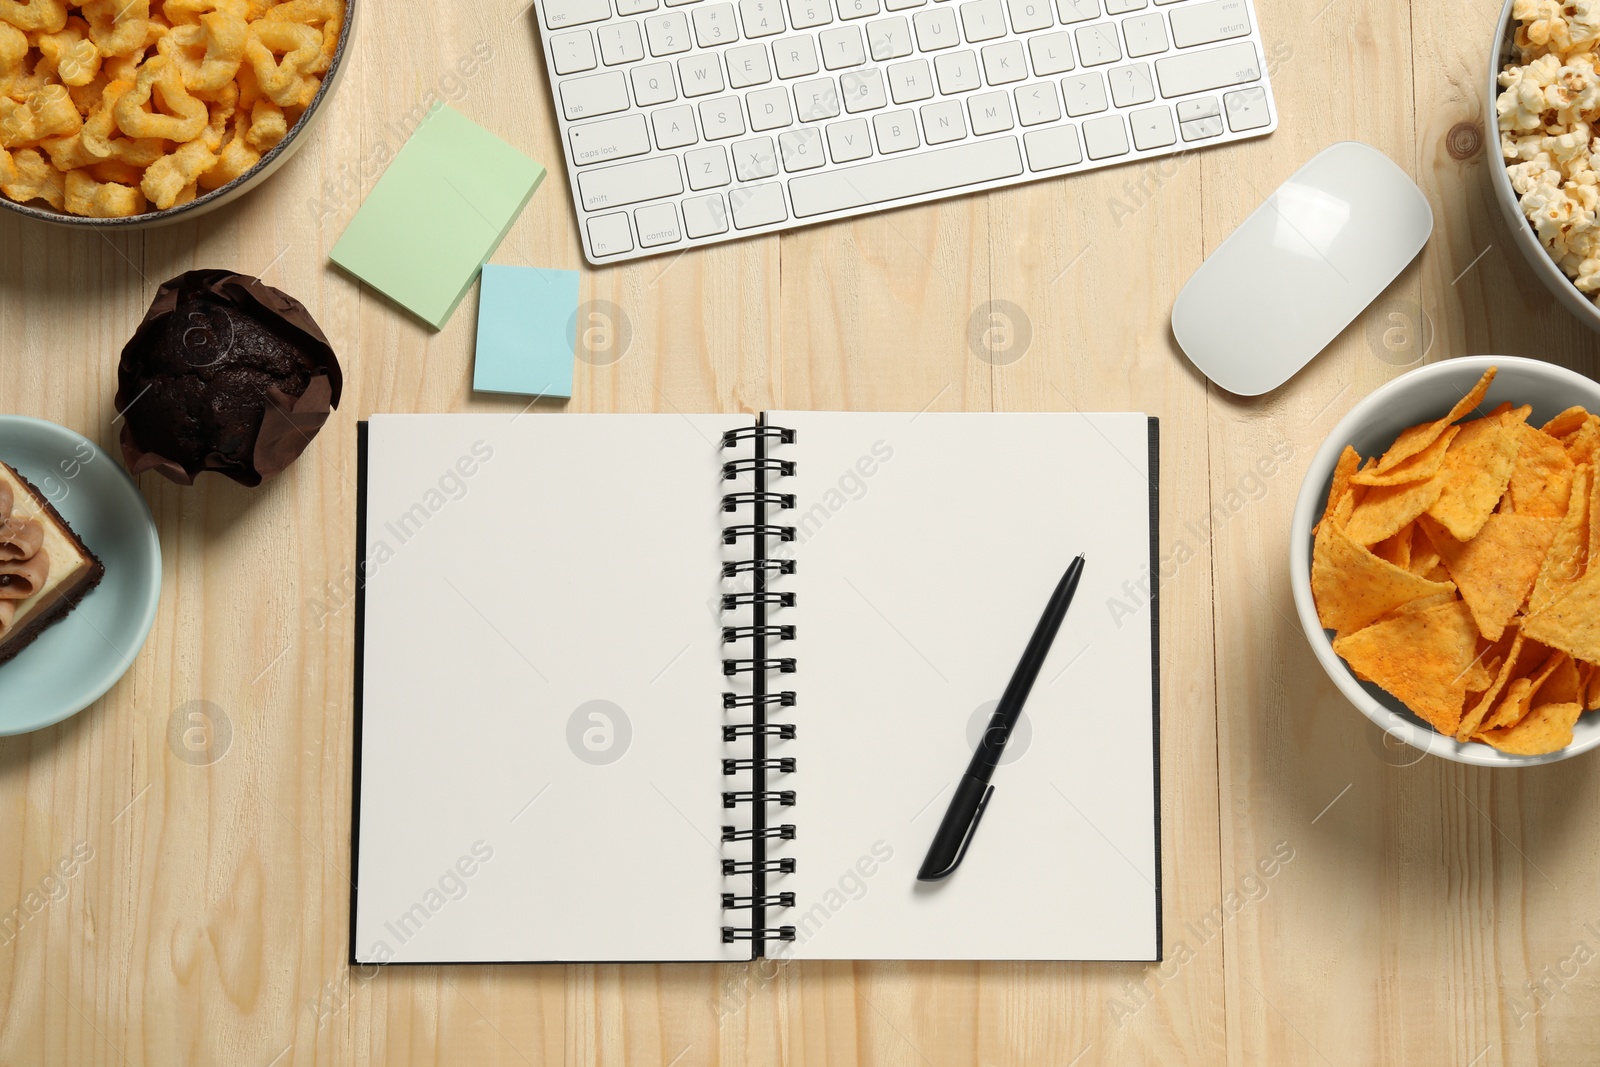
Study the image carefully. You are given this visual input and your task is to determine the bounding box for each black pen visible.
[917,554,1087,882]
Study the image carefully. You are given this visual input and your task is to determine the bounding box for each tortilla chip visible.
[1531,466,1591,616]
[1509,421,1576,519]
[1313,519,1458,637]
[1421,513,1558,642]
[1524,563,1600,665]
[1315,446,1363,536]
[1537,652,1583,706]
[1352,426,1461,488]
[1426,411,1525,542]
[1372,525,1414,569]
[1332,600,1480,735]
[1458,627,1529,739]
[1587,662,1600,712]
[1476,701,1583,755]
[1463,654,1498,695]
[1543,406,1591,439]
[1346,471,1449,546]
[1408,522,1443,577]
[1591,459,1600,570]
[1565,415,1600,469]
[1368,367,1498,476]
[1482,650,1568,731]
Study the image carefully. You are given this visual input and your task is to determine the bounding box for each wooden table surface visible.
[4,0,1600,1063]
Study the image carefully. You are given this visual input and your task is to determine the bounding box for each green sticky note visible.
[330,106,546,330]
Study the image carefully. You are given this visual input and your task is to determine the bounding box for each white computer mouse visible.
[1171,141,1434,397]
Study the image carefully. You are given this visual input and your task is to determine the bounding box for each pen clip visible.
[948,784,993,871]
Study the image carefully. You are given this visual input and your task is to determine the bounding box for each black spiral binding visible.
[720,417,798,954]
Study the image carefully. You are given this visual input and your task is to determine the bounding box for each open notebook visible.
[352,411,1161,964]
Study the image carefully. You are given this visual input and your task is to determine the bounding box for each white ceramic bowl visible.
[1290,356,1600,767]
[0,2,354,229]
[1488,0,1600,334]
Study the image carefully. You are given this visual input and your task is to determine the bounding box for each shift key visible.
[578,156,684,211]
[1155,41,1260,98]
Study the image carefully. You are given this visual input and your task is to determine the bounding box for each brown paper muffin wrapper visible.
[116,270,343,487]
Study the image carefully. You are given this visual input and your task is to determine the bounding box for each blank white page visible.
[355,414,748,964]
[767,412,1159,961]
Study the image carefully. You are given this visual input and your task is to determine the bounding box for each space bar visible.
[788,137,1024,218]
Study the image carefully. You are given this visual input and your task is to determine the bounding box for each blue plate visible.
[0,416,161,735]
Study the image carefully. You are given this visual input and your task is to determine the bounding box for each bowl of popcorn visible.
[1493,0,1600,331]
[0,0,350,225]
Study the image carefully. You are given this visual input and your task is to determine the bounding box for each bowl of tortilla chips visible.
[1291,357,1600,766]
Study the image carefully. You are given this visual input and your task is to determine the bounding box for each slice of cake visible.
[0,461,105,667]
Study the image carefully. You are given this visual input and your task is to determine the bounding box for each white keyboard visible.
[534,0,1278,264]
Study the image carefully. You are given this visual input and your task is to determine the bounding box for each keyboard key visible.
[1154,40,1259,97]
[740,0,787,35]
[682,193,730,236]
[693,2,740,43]
[1023,123,1080,168]
[652,104,699,147]
[747,85,795,128]
[1129,104,1174,148]
[888,58,934,101]
[934,49,980,92]
[560,71,632,120]
[569,113,653,164]
[867,16,913,59]
[787,0,833,27]
[1081,112,1128,157]
[598,22,645,64]
[1074,24,1119,65]
[920,98,965,142]
[1176,95,1219,122]
[1180,114,1223,140]
[885,0,925,10]
[665,0,702,7]
[1055,0,1097,23]
[873,109,921,151]
[579,155,683,210]
[981,40,1026,84]
[733,135,780,178]
[841,67,888,110]
[1122,12,1167,57]
[679,53,726,95]
[958,0,1007,42]
[730,182,789,227]
[632,62,679,104]
[617,0,658,12]
[1060,71,1107,114]
[1108,62,1153,106]
[1027,31,1075,76]
[587,211,635,254]
[699,95,749,137]
[551,30,598,74]
[968,90,1014,134]
[635,202,683,245]
[789,135,1022,215]
[795,77,842,119]
[645,12,693,53]
[727,43,774,85]
[1224,84,1270,130]
[912,7,959,49]
[1005,0,1052,33]
[1169,0,1250,48]
[545,0,611,30]
[779,127,826,169]
[820,25,867,68]
[1013,81,1060,125]
[1104,0,1144,10]
[773,35,821,76]
[837,0,882,18]
[685,144,733,186]
[826,117,874,160]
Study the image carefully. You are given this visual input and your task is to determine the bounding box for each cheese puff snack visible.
[0,0,343,218]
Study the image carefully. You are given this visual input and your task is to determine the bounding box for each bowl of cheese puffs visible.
[0,0,350,225]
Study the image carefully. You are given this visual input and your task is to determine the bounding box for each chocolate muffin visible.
[116,271,343,487]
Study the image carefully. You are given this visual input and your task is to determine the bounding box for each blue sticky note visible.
[472,265,580,398]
